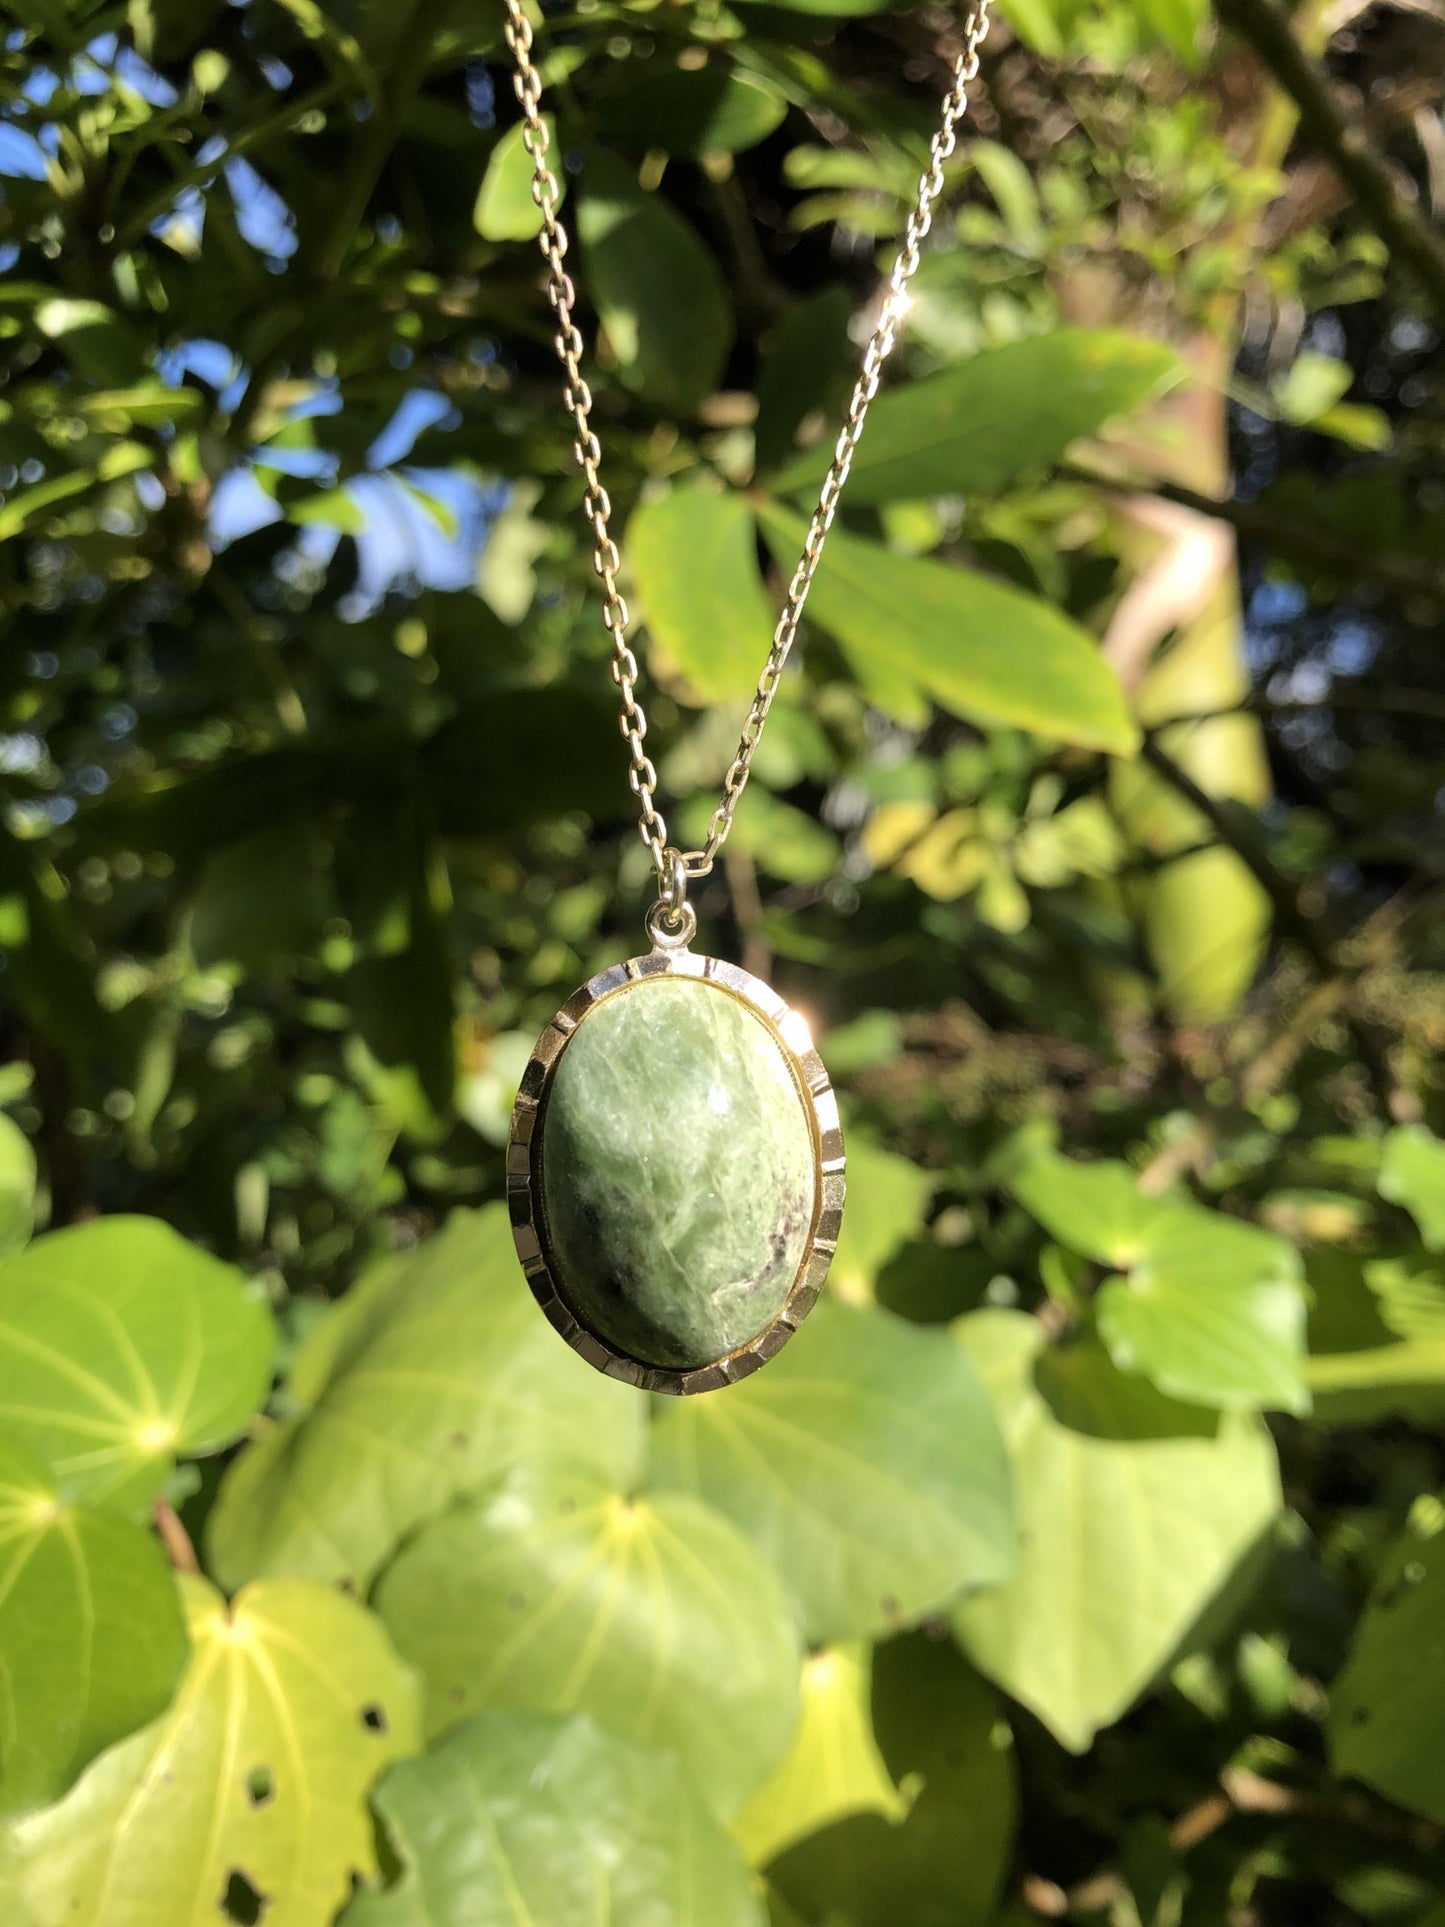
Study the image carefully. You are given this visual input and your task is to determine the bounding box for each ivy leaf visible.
[1331,1499,1445,1824]
[733,1646,908,1869]
[0,1116,35,1259]
[765,1631,1017,1927]
[345,1711,763,1927]
[1097,1209,1310,1415]
[628,488,777,703]
[773,331,1181,503]
[0,1217,275,1513]
[952,1312,1279,1752]
[372,1463,801,1819]
[0,1436,187,1819]
[0,1575,420,1926]
[649,1298,1015,1643]
[577,149,732,416]
[1379,1126,1445,1250]
[207,1206,645,1592]
[759,505,1138,756]
[830,1132,934,1302]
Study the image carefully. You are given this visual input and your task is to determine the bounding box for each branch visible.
[1214,0,1445,318]
[1138,733,1401,1115]
[1067,463,1445,608]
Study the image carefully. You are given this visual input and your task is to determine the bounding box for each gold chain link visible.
[502,0,993,897]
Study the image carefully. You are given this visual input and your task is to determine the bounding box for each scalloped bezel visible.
[506,946,844,1396]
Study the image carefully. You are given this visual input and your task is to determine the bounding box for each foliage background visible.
[1,0,1444,1922]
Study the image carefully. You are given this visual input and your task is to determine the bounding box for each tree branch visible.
[1138,733,1401,1115]
[1214,0,1445,318]
[1067,462,1445,608]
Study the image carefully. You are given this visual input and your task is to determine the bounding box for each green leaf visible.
[649,1298,1015,1643]
[577,149,733,415]
[0,1436,187,1820]
[1331,1498,1445,1824]
[1096,1208,1310,1415]
[952,1311,1279,1751]
[1010,1157,1309,1412]
[0,1575,420,1926]
[1008,1152,1169,1266]
[759,505,1139,756]
[473,117,552,243]
[372,1463,800,1818]
[969,141,1044,253]
[629,488,777,703]
[1274,350,1353,426]
[764,1631,1017,1927]
[207,1206,645,1592]
[754,286,854,476]
[0,1116,36,1259]
[32,297,145,387]
[596,68,786,156]
[1379,1126,1445,1250]
[1137,0,1207,63]
[734,1646,908,1868]
[0,1218,275,1512]
[773,331,1181,503]
[287,486,366,533]
[345,1711,764,1927]
[830,1132,933,1301]
[993,0,1065,55]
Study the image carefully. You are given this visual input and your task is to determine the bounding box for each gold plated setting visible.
[507,946,845,1396]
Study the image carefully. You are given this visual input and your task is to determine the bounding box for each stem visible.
[1214,0,1445,319]
[153,1497,199,1574]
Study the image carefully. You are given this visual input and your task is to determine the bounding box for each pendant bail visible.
[646,846,697,950]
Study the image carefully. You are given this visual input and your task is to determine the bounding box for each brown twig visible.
[1138,733,1400,1116]
[153,1497,199,1574]
[1214,0,1445,318]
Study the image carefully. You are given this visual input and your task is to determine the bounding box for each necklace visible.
[504,0,993,1394]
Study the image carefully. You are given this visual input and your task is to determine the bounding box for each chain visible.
[502,0,993,909]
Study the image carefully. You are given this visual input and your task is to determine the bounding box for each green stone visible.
[539,975,817,1370]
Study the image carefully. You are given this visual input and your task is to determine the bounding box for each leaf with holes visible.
[0,1217,275,1513]
[0,1575,419,1927]
[1330,1501,1445,1824]
[207,1207,644,1591]
[628,488,777,703]
[733,1646,907,1869]
[0,1435,187,1819]
[649,1298,1014,1643]
[953,1312,1279,1751]
[758,506,1138,756]
[345,1710,763,1927]
[372,1462,800,1818]
[773,331,1181,504]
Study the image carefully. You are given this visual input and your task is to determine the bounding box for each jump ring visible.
[645,897,697,951]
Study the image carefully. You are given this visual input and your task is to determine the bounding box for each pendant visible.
[507,897,845,1395]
